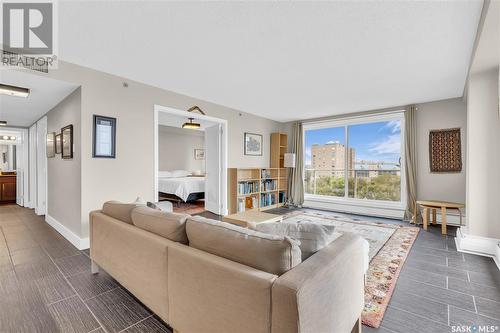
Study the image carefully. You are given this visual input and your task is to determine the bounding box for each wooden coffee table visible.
[414,200,464,235]
[223,211,283,228]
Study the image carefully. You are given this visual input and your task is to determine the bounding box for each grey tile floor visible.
[1,204,499,333]
[0,204,171,333]
[274,208,500,333]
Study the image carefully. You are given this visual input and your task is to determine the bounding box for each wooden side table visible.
[223,211,283,228]
[414,200,464,235]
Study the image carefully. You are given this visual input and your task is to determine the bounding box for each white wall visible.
[158,126,204,173]
[466,68,500,239]
[47,88,82,238]
[27,61,281,241]
[416,98,467,204]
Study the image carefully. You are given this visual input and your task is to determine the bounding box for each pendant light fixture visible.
[182,117,201,129]
[182,105,206,129]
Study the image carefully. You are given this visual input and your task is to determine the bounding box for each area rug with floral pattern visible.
[282,210,420,328]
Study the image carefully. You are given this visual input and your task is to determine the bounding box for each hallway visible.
[0,204,171,333]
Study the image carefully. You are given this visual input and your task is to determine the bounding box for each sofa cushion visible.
[186,216,301,275]
[131,206,189,244]
[102,201,144,224]
[250,222,340,261]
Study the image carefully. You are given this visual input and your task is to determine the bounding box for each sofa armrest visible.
[90,210,173,322]
[271,233,366,333]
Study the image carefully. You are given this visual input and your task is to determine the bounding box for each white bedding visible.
[158,176,205,202]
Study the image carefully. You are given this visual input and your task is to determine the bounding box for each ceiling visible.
[58,1,483,122]
[0,70,78,127]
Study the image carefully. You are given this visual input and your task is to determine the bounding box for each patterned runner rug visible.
[282,211,419,328]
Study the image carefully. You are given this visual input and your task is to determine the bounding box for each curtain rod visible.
[300,108,408,125]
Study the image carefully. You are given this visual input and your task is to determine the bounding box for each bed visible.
[158,176,205,202]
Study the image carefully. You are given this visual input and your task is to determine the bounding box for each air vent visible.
[1,50,49,73]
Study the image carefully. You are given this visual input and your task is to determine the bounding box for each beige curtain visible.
[404,105,418,221]
[287,121,304,206]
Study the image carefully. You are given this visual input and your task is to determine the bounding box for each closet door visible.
[204,124,222,214]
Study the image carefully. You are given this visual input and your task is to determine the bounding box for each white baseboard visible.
[455,227,500,271]
[45,214,89,250]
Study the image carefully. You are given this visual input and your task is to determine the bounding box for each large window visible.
[304,114,404,203]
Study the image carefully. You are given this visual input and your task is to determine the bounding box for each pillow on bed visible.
[171,170,191,178]
[158,171,172,178]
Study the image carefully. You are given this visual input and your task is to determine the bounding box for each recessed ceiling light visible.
[0,83,30,98]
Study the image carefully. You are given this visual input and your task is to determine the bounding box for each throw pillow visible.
[250,222,338,260]
[147,201,173,212]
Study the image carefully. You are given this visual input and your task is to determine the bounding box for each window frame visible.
[303,111,407,211]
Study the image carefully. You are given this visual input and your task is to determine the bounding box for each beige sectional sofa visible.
[90,202,367,333]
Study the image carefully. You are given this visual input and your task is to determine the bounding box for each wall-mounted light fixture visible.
[0,121,7,126]
[0,83,30,98]
[182,105,206,129]
[1,135,16,141]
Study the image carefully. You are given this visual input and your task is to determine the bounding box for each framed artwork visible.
[244,132,263,156]
[61,125,73,159]
[93,115,116,158]
[46,132,55,158]
[429,128,462,173]
[194,149,205,160]
[55,134,62,154]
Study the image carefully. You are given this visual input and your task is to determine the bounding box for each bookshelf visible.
[227,168,288,214]
[227,132,289,214]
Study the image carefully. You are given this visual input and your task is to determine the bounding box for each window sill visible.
[304,194,406,219]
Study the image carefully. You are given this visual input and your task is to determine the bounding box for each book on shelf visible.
[278,191,286,204]
[261,169,272,179]
[238,181,259,195]
[260,192,277,207]
[237,198,245,212]
[261,179,277,191]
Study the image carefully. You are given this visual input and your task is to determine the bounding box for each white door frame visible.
[0,127,29,207]
[153,105,228,215]
[35,116,47,215]
[28,124,37,209]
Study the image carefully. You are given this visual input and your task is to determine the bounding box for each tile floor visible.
[1,204,499,333]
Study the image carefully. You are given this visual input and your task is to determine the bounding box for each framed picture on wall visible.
[61,125,73,159]
[55,133,62,154]
[194,149,205,160]
[244,132,263,156]
[46,132,55,158]
[93,115,116,158]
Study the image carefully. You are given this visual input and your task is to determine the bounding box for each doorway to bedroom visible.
[154,105,228,216]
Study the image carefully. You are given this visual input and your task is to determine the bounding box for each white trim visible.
[28,124,37,209]
[304,199,404,219]
[302,110,405,129]
[302,111,407,212]
[455,227,500,271]
[153,105,229,216]
[45,214,89,250]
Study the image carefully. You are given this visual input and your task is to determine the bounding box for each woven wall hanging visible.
[429,128,462,173]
